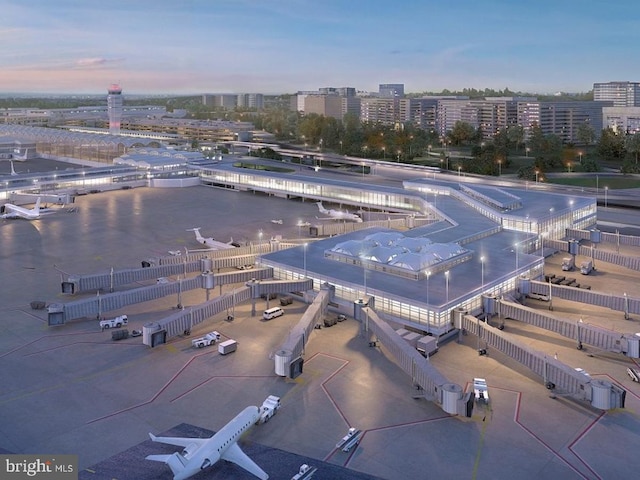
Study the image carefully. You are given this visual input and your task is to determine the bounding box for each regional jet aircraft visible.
[188,227,237,250]
[146,405,268,480]
[1,197,52,220]
[315,202,362,222]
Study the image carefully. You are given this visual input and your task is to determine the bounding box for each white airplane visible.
[146,405,268,480]
[315,202,362,223]
[1,197,53,220]
[188,227,236,250]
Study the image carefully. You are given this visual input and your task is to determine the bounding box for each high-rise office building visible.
[593,82,640,107]
[107,84,123,135]
[379,84,405,98]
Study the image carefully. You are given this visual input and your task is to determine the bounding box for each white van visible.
[263,307,284,320]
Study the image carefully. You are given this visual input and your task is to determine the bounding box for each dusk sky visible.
[2,0,639,95]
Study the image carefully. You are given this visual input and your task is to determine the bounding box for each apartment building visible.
[518,101,612,143]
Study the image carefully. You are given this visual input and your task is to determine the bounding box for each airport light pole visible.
[426,270,431,306]
[514,242,519,271]
[497,159,502,176]
[303,242,308,278]
[480,256,485,291]
[445,270,450,303]
[605,186,608,208]
[535,170,539,183]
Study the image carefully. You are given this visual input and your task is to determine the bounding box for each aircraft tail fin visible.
[145,452,188,477]
[188,227,205,244]
[10,161,17,176]
[316,202,328,214]
[34,197,41,213]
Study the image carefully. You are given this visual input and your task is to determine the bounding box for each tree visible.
[577,122,596,145]
[506,125,525,152]
[624,132,640,165]
[597,127,626,162]
[449,121,476,145]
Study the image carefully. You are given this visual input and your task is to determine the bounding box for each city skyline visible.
[2,0,640,95]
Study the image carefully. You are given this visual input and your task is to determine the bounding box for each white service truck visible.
[191,331,220,348]
[473,378,489,403]
[561,256,575,271]
[99,315,128,329]
[580,260,593,275]
[258,395,281,424]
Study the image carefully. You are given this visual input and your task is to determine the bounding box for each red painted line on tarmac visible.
[86,354,202,424]
[22,340,143,356]
[86,350,275,423]
[567,411,606,480]
[170,374,275,402]
[1,331,106,358]
[511,390,594,480]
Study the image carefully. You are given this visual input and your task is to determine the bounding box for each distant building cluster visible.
[2,81,640,151]
[202,93,264,110]
[285,81,640,143]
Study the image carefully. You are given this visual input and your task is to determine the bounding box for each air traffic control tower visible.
[107,83,123,135]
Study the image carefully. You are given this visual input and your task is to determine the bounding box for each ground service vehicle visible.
[473,378,489,403]
[191,331,220,348]
[291,464,317,480]
[336,427,360,449]
[263,307,284,320]
[580,260,593,275]
[111,329,129,341]
[218,339,237,355]
[280,295,293,306]
[561,257,575,271]
[258,395,281,424]
[100,315,128,329]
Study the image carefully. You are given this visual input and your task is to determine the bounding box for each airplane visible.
[1,197,54,220]
[315,202,362,223]
[187,227,237,250]
[146,405,268,480]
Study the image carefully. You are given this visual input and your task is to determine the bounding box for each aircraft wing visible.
[148,433,208,449]
[221,442,269,480]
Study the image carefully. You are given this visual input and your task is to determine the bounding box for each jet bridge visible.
[274,284,333,379]
[62,253,264,294]
[49,268,273,325]
[359,307,467,416]
[142,287,251,347]
[526,279,640,320]
[493,297,640,358]
[460,314,626,410]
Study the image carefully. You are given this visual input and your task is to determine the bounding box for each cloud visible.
[74,57,124,69]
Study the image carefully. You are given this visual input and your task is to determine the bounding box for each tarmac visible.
[1,164,640,480]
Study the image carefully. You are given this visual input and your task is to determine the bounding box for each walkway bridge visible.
[492,295,640,358]
[359,306,468,416]
[459,313,626,410]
